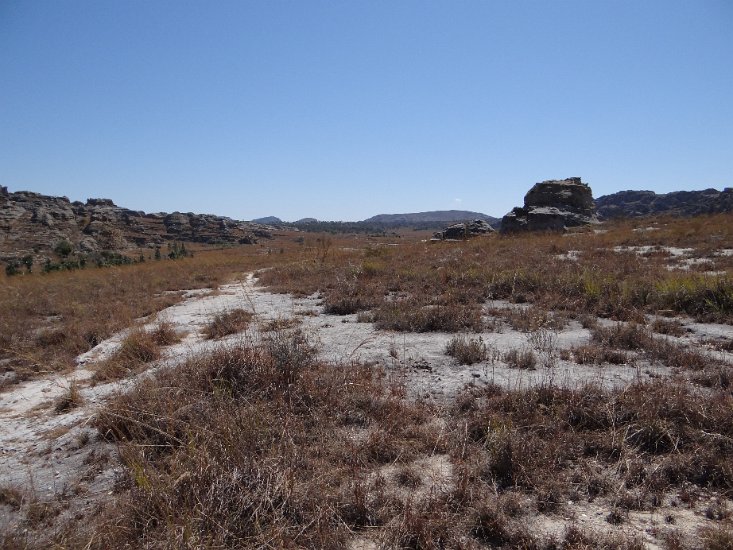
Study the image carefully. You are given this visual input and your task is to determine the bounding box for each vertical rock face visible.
[500,177,598,233]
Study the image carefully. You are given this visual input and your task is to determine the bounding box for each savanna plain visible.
[1,214,733,549]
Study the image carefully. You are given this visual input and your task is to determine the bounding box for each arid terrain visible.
[1,213,732,549]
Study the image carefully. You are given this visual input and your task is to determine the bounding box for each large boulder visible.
[433,219,495,240]
[500,177,598,233]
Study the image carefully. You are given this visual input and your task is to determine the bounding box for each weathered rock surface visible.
[500,177,598,233]
[595,188,733,219]
[0,188,274,264]
[433,219,495,240]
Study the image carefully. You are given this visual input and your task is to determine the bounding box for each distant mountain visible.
[595,188,733,219]
[294,217,318,224]
[363,210,499,227]
[251,216,283,224]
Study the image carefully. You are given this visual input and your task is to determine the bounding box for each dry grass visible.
[504,347,537,369]
[0,485,24,510]
[87,337,441,548]
[7,332,732,548]
[203,308,253,339]
[445,334,490,365]
[91,328,162,382]
[3,214,733,547]
[71,341,730,548]
[0,241,304,383]
[54,382,84,413]
[256,216,733,354]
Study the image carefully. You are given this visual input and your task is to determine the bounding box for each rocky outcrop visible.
[432,219,495,240]
[0,188,274,264]
[595,188,733,219]
[500,177,598,233]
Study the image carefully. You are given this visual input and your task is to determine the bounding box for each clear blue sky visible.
[1,1,731,221]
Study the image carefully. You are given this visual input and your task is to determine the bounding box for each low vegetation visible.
[203,308,253,339]
[0,243,297,384]
[260,213,733,330]
[15,332,731,548]
[2,213,733,547]
[445,334,490,364]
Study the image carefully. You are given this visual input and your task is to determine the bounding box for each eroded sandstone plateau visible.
[0,186,273,264]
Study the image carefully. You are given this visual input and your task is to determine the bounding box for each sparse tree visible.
[21,255,33,274]
[54,239,73,257]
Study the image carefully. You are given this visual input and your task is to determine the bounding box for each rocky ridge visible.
[364,210,498,227]
[0,186,273,264]
[595,188,733,219]
[501,177,599,233]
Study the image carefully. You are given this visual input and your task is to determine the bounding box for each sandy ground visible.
[1,272,731,543]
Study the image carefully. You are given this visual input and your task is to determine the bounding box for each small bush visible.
[92,328,161,382]
[54,382,84,413]
[573,344,629,365]
[504,348,537,369]
[0,485,23,510]
[203,308,253,339]
[150,321,181,346]
[592,322,653,350]
[445,335,488,365]
[53,240,73,257]
[651,318,686,337]
[373,301,483,333]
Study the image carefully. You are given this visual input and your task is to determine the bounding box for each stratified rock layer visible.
[500,177,598,233]
[0,187,273,263]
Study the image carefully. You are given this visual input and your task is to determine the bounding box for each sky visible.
[1,1,732,221]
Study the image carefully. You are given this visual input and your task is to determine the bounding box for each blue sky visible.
[1,1,731,221]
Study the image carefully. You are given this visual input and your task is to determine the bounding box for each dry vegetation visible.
[259,213,733,329]
[203,308,254,339]
[14,335,732,548]
[0,239,311,385]
[2,214,733,548]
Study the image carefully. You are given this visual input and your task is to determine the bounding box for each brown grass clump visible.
[504,347,537,369]
[373,301,484,333]
[572,344,629,365]
[149,321,181,346]
[445,334,489,365]
[651,318,687,337]
[0,485,24,510]
[203,308,253,339]
[455,380,733,507]
[92,328,162,382]
[54,382,84,414]
[592,322,653,350]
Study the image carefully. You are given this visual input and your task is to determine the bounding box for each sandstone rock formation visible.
[0,188,274,264]
[595,188,733,219]
[500,177,598,233]
[432,219,495,240]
